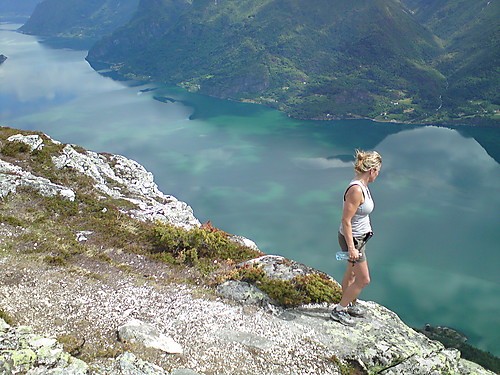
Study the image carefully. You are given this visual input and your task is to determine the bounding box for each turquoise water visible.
[1,23,499,355]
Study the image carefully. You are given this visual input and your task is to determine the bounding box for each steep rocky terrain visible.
[0,127,496,374]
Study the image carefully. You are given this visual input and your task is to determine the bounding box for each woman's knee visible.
[356,275,370,288]
[360,276,370,287]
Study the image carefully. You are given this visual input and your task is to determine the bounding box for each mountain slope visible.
[87,0,447,121]
[401,0,500,123]
[0,0,43,18]
[20,0,141,43]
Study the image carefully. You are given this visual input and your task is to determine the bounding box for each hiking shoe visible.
[347,303,365,318]
[329,308,355,326]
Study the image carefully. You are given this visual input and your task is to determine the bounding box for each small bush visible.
[295,274,342,304]
[149,222,261,266]
[227,264,342,308]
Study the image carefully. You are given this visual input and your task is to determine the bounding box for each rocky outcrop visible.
[3,133,200,229]
[0,157,76,201]
[0,134,76,202]
[0,318,89,374]
[52,143,200,228]
[0,130,496,374]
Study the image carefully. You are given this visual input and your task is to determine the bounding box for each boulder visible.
[216,280,273,306]
[115,352,168,375]
[117,319,183,354]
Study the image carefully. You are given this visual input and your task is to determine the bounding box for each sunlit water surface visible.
[1,23,499,355]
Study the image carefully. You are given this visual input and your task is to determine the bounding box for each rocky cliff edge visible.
[0,128,494,375]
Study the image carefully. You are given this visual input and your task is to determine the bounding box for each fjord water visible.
[1,23,499,355]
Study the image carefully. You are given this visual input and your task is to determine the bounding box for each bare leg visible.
[339,260,370,307]
[341,267,355,293]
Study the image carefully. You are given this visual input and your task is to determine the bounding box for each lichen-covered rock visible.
[241,254,339,284]
[52,144,200,229]
[0,159,75,201]
[115,352,168,375]
[285,301,495,375]
[216,280,273,306]
[0,318,89,374]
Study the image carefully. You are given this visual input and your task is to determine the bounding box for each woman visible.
[330,149,382,326]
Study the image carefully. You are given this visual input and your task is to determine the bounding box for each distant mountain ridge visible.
[0,0,42,18]
[19,0,500,125]
[19,0,140,43]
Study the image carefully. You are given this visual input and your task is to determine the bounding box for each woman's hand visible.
[348,248,360,261]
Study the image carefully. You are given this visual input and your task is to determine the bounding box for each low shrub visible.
[1,141,30,156]
[149,222,261,266]
[226,264,342,308]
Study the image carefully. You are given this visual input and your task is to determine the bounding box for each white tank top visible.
[339,180,374,237]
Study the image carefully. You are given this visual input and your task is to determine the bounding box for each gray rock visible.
[7,134,44,151]
[241,254,339,284]
[227,235,259,251]
[0,159,75,201]
[215,330,275,351]
[115,352,168,375]
[117,319,183,354]
[170,369,203,375]
[216,280,273,306]
[52,144,200,229]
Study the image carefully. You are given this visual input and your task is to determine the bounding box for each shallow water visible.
[1,22,499,355]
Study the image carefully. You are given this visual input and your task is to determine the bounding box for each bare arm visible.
[341,185,363,260]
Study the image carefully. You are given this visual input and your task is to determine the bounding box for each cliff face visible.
[0,127,495,375]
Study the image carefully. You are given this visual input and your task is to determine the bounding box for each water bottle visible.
[336,251,350,261]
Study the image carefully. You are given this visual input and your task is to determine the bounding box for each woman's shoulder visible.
[344,182,364,202]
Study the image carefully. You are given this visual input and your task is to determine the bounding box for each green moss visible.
[327,355,359,375]
[0,310,15,326]
[57,334,85,356]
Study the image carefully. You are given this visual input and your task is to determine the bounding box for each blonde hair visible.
[354,149,382,174]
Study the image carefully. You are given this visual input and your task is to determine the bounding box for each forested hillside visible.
[401,0,499,124]
[19,0,140,43]
[18,0,500,125]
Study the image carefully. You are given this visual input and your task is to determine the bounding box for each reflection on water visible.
[1,23,499,355]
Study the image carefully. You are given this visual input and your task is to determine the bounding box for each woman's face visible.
[369,166,381,182]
